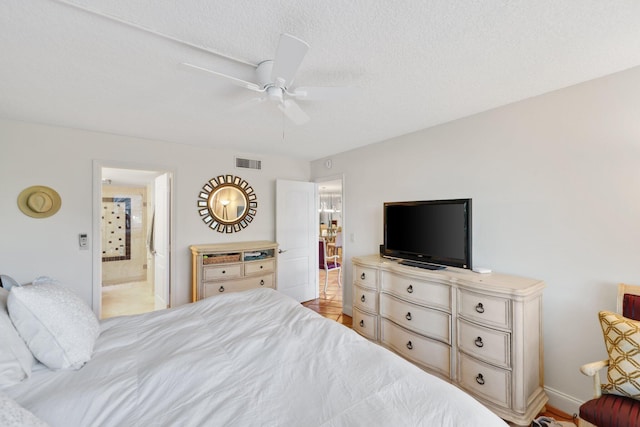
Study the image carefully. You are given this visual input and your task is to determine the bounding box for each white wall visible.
[0,119,310,306]
[311,65,640,414]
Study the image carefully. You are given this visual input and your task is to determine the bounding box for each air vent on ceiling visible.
[235,157,262,170]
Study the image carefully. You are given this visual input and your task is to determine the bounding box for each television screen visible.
[383,199,471,269]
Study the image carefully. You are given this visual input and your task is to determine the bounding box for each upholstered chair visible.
[578,283,640,427]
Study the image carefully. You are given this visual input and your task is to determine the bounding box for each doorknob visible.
[278,249,287,254]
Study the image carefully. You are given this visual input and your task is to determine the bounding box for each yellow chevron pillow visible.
[599,310,640,398]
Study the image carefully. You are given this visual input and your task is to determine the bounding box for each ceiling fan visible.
[181,33,354,125]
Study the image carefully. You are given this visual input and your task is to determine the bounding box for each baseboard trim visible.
[545,385,583,418]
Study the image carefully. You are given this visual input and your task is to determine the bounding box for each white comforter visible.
[5,288,507,426]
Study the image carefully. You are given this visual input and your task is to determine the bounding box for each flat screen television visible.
[383,199,472,270]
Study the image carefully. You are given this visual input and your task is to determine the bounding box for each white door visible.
[276,179,317,302]
[153,173,171,309]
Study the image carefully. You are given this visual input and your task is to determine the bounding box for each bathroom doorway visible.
[95,166,173,319]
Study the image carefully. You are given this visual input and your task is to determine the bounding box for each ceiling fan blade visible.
[271,34,309,87]
[278,99,310,125]
[230,96,267,112]
[290,86,358,101]
[181,62,263,92]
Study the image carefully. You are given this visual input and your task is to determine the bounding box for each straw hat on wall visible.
[17,186,62,218]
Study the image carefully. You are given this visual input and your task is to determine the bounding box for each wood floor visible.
[302,269,351,327]
[302,269,576,426]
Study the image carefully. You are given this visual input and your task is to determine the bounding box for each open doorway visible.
[317,178,344,310]
[95,166,172,319]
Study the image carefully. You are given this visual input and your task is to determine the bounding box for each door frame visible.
[91,160,176,317]
[315,174,345,304]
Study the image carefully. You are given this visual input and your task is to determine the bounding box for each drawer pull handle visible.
[361,272,366,280]
[407,285,414,294]
[475,302,485,313]
[361,295,366,302]
[359,320,365,327]
[474,337,484,348]
[406,341,413,350]
[218,286,225,293]
[475,373,485,385]
[222,270,226,274]
[405,312,412,321]
[260,279,265,286]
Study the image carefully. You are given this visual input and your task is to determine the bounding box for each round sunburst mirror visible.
[197,175,257,233]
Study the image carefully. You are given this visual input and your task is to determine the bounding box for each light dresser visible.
[352,255,547,426]
[190,241,278,302]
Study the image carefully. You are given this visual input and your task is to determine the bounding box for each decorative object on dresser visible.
[352,255,547,426]
[578,283,640,427]
[196,174,257,233]
[190,241,277,301]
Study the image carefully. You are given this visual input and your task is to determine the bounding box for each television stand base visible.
[399,260,446,270]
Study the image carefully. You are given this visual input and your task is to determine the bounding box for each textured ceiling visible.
[2,1,640,160]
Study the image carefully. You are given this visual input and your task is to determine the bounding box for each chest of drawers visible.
[190,241,277,301]
[352,255,547,426]
[352,264,378,340]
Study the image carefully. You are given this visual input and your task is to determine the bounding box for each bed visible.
[1,282,508,426]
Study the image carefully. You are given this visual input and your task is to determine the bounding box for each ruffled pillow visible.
[8,282,99,370]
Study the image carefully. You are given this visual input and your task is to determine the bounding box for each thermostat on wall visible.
[79,233,89,250]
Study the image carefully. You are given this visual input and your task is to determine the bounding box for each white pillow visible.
[7,283,99,370]
[0,288,35,387]
[0,391,49,426]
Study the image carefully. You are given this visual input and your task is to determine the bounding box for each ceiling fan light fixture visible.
[266,86,283,102]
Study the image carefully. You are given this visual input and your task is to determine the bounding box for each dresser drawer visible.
[203,264,243,281]
[354,265,377,289]
[380,293,450,344]
[458,319,511,368]
[380,318,450,377]
[353,307,377,340]
[381,272,450,311]
[458,289,510,330]
[203,274,274,297]
[245,259,275,275]
[458,353,511,409]
[353,284,378,313]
